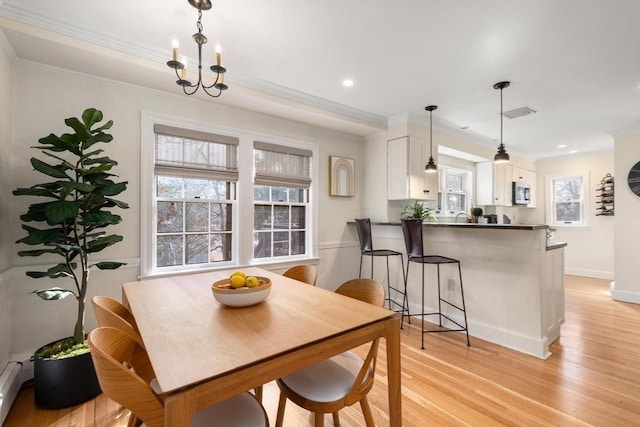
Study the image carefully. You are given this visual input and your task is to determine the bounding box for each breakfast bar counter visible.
[349,221,566,359]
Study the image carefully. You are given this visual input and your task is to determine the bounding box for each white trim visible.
[610,281,640,304]
[565,267,614,281]
[545,170,591,227]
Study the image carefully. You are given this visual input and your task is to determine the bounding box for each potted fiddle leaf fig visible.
[13,107,129,408]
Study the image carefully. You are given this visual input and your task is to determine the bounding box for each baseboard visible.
[610,282,640,304]
[0,353,34,424]
[565,267,614,280]
[0,362,22,425]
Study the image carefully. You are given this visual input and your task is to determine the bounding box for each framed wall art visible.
[329,155,355,197]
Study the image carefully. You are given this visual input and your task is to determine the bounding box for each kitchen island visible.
[350,221,566,359]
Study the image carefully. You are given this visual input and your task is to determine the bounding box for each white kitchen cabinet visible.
[475,161,512,206]
[387,136,437,200]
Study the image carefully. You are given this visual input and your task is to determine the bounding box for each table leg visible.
[164,391,196,427]
[385,316,402,426]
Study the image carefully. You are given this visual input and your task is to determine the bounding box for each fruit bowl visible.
[211,276,272,307]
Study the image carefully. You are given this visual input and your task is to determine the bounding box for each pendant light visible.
[493,81,510,163]
[424,105,438,173]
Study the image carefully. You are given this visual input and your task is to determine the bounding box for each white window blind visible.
[154,124,239,182]
[254,141,312,188]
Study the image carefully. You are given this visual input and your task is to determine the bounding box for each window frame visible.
[436,165,473,215]
[141,112,319,278]
[545,171,590,228]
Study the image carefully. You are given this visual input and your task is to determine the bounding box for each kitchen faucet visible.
[455,212,471,223]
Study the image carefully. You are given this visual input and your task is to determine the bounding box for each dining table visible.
[122,266,402,426]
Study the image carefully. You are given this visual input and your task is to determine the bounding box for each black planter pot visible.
[34,339,101,409]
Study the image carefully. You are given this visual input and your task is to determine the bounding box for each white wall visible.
[613,134,640,303]
[522,152,615,279]
[0,31,14,373]
[7,61,366,355]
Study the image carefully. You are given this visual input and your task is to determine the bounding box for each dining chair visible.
[282,264,317,286]
[354,218,409,319]
[88,326,269,427]
[275,278,385,427]
[92,296,143,346]
[400,218,470,349]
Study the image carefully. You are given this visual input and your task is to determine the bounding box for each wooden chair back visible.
[92,296,143,346]
[282,264,317,286]
[334,278,386,307]
[88,327,164,427]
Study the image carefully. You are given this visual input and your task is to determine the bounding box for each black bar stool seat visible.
[355,218,409,320]
[400,218,470,348]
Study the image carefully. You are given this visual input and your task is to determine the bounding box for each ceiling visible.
[1,0,639,161]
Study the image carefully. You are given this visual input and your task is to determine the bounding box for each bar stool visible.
[400,218,470,348]
[355,218,409,320]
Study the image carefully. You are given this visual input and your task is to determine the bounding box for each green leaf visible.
[16,225,64,246]
[86,234,123,253]
[18,248,59,257]
[84,157,116,166]
[105,198,130,209]
[96,181,128,196]
[37,134,78,154]
[84,132,113,149]
[81,211,122,226]
[94,120,113,132]
[57,181,96,193]
[31,158,71,179]
[92,261,127,270]
[82,108,103,129]
[44,201,79,224]
[65,117,91,141]
[13,187,57,198]
[31,287,76,300]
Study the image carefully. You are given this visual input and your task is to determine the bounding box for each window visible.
[437,166,472,214]
[546,172,588,226]
[253,142,311,260]
[153,124,238,271]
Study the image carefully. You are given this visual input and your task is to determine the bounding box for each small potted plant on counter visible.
[401,200,438,222]
[13,107,129,408]
[471,207,483,223]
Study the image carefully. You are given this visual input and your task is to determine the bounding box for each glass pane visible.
[447,194,466,213]
[254,185,270,201]
[274,206,289,230]
[157,201,183,233]
[157,175,183,198]
[556,202,581,222]
[446,173,464,192]
[291,231,305,255]
[254,205,272,229]
[156,235,183,267]
[289,188,305,203]
[185,202,208,232]
[254,231,271,258]
[273,231,289,257]
[291,206,305,229]
[184,178,210,199]
[211,203,231,231]
[554,177,582,202]
[271,187,287,202]
[185,234,208,264]
[210,233,232,262]
[211,181,231,200]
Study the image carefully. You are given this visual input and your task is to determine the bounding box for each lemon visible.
[230,275,246,288]
[230,271,246,279]
[245,276,259,288]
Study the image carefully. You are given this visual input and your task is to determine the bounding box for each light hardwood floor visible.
[3,275,639,426]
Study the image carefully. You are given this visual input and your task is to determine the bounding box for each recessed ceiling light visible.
[569,150,578,154]
[558,144,567,148]
[342,79,354,87]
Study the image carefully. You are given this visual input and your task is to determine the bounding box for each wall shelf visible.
[595,173,614,216]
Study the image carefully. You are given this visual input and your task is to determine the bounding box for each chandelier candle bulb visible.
[181,58,187,80]
[215,42,222,66]
[172,36,180,61]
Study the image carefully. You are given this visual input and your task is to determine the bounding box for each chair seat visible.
[149,380,267,427]
[409,255,459,264]
[363,249,403,257]
[279,351,371,403]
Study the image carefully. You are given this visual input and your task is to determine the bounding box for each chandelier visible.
[493,81,510,163]
[166,0,228,97]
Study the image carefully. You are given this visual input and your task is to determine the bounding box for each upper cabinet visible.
[387,136,438,200]
[475,161,513,206]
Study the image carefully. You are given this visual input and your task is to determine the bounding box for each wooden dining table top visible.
[122,266,397,394]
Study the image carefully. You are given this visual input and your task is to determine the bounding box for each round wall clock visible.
[628,161,640,198]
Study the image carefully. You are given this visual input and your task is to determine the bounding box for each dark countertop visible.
[349,221,549,231]
[546,241,568,250]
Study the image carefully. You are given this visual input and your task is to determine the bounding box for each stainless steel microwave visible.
[512,181,531,205]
